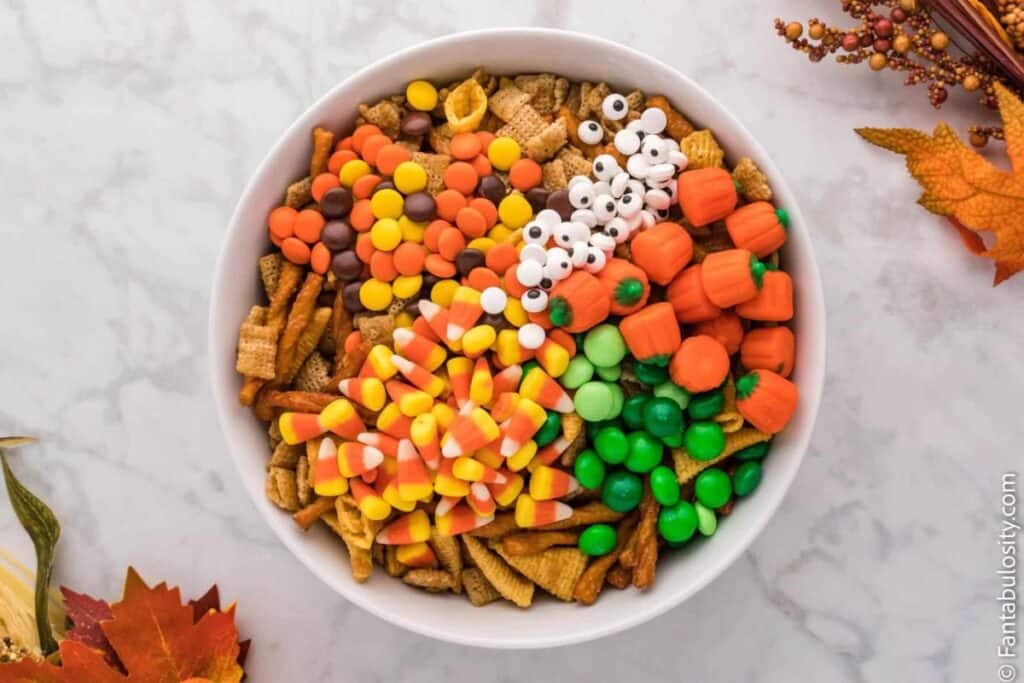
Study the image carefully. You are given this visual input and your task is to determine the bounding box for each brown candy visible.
[400,111,432,137]
[455,248,485,276]
[525,187,550,213]
[376,180,397,192]
[404,192,437,222]
[331,250,362,281]
[342,281,364,313]
[478,175,508,205]
[321,220,354,251]
[546,189,573,221]
[320,186,353,218]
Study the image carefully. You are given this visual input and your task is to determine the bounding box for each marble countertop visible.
[1,2,1021,680]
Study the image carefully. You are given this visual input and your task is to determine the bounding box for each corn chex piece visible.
[461,536,534,608]
[268,440,302,469]
[494,546,587,602]
[496,104,547,147]
[266,467,299,511]
[488,85,532,122]
[259,253,283,299]
[671,427,770,484]
[430,529,463,594]
[403,569,455,592]
[556,147,592,178]
[462,568,502,606]
[525,118,568,162]
[236,306,277,380]
[284,176,312,208]
[541,158,568,190]
[732,156,773,201]
[680,129,725,169]
[358,99,401,138]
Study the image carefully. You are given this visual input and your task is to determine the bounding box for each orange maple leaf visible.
[857,81,1024,285]
[0,569,243,683]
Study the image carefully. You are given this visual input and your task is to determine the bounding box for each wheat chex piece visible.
[430,530,463,594]
[403,569,454,592]
[461,536,534,608]
[266,467,300,511]
[267,440,302,469]
[525,118,568,162]
[512,73,561,114]
[560,413,583,443]
[259,253,283,299]
[541,158,568,190]
[357,313,396,347]
[358,100,401,138]
[488,85,532,122]
[293,352,333,393]
[680,129,725,169]
[732,156,773,201]
[284,176,312,208]
[236,307,277,380]
[412,151,451,195]
[427,123,453,155]
[495,104,547,147]
[310,126,335,177]
[495,546,587,602]
[672,427,770,484]
[295,455,313,506]
[462,568,502,606]
[578,81,611,119]
[540,501,624,530]
[556,147,592,178]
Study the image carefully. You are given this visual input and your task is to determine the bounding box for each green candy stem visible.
[749,255,767,290]
[735,371,760,400]
[775,207,789,229]
[547,296,572,327]
[614,278,645,306]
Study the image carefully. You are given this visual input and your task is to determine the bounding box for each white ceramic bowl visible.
[210,28,825,649]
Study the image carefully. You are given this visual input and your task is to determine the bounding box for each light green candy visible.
[595,364,622,382]
[574,381,616,421]
[695,501,718,536]
[561,355,595,389]
[654,381,691,410]
[583,324,628,368]
[606,383,624,419]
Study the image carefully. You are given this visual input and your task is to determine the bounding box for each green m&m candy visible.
[622,393,650,430]
[625,431,663,473]
[602,471,643,512]
[642,397,683,439]
[683,421,725,461]
[649,465,680,506]
[593,426,628,465]
[695,467,732,508]
[653,381,691,411]
[561,355,594,389]
[732,460,763,496]
[633,360,669,386]
[658,500,698,543]
[586,418,623,441]
[583,324,628,368]
[573,450,606,490]
[578,524,617,556]
[534,410,562,447]
[735,440,772,461]
[688,389,724,420]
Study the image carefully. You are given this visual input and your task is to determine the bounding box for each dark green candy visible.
[658,500,698,543]
[634,361,669,385]
[574,450,606,490]
[534,410,562,447]
[649,465,680,506]
[578,524,617,556]
[621,393,650,430]
[688,389,725,420]
[661,431,684,448]
[601,471,644,512]
[520,360,540,382]
[625,431,663,473]
[586,418,623,442]
[695,467,732,508]
[732,460,763,496]
[683,421,726,461]
[594,426,628,465]
[735,440,772,461]
[642,397,683,439]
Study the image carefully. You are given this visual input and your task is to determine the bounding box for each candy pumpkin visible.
[677,167,737,227]
[596,257,650,315]
[740,326,795,378]
[666,264,721,323]
[700,248,765,308]
[735,270,793,321]
[619,303,682,365]
[724,201,788,257]
[669,334,730,393]
[629,222,693,285]
[735,369,798,434]
[547,270,610,333]
[693,311,744,355]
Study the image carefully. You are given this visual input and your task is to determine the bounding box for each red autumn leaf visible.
[61,587,120,669]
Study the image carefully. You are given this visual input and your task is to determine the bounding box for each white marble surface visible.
[1,1,1021,680]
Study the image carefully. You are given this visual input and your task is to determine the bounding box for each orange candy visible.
[485,242,518,275]
[468,197,498,228]
[351,124,383,153]
[455,207,487,238]
[435,190,468,222]
[470,154,492,177]
[355,232,375,264]
[375,143,412,175]
[437,227,467,261]
[311,173,341,202]
[393,242,426,275]
[349,199,375,231]
[352,173,383,200]
[475,130,495,150]
[443,161,479,195]
[449,132,483,160]
[281,237,310,265]
[669,334,731,393]
[693,311,744,355]
[310,242,331,274]
[466,267,500,292]
[423,219,449,252]
[508,158,542,191]
[293,209,325,244]
[360,133,392,165]
[370,250,398,281]
[328,149,358,174]
[268,206,297,241]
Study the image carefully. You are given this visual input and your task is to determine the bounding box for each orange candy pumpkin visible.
[596,257,650,315]
[619,303,682,365]
[693,311,744,355]
[669,334,730,393]
[666,264,721,323]
[677,168,737,227]
[725,201,788,257]
[547,270,610,333]
[735,270,793,321]
[700,248,765,308]
[740,327,795,378]
[629,222,693,285]
[735,369,799,434]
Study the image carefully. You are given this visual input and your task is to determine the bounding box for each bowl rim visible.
[209,27,826,649]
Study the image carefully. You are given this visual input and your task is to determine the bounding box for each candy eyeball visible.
[568,181,595,210]
[543,247,573,281]
[610,171,630,198]
[626,119,647,141]
[584,245,607,273]
[641,135,667,165]
[577,119,604,146]
[616,192,642,219]
[519,242,547,264]
[589,231,616,252]
[646,162,676,184]
[644,188,671,211]
[626,154,649,179]
[624,210,644,232]
[521,288,549,313]
[569,221,591,243]
[651,207,670,222]
[539,276,554,291]
[640,209,659,229]
[625,178,646,196]
[571,208,597,229]
[568,175,592,189]
[613,128,641,156]
[592,180,612,197]
[666,181,678,204]
[534,208,562,229]
[639,107,668,134]
[604,216,630,243]
[592,154,620,181]
[669,150,689,172]
[516,259,544,287]
[569,241,590,268]
[592,193,617,222]
[480,286,508,315]
[523,221,551,245]
[602,93,629,121]
[517,323,546,350]
[553,222,577,248]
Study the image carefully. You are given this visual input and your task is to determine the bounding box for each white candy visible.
[592,194,617,222]
[645,175,673,191]
[614,129,641,156]
[616,192,642,219]
[523,221,550,245]
[626,178,646,196]
[641,135,668,165]
[610,171,630,198]
[645,188,671,211]
[521,288,548,313]
[534,208,562,229]
[669,150,688,172]
[518,323,546,350]
[480,287,508,315]
[543,247,573,281]
[589,231,616,252]
[647,162,676,184]
[577,119,604,146]
[571,208,597,229]
[519,242,548,264]
[602,93,629,121]
[626,119,646,134]
[639,209,658,230]
[604,216,630,243]
[570,221,591,243]
[592,154,620,181]
[592,180,612,197]
[662,137,680,152]
[650,207,670,222]
[666,181,679,205]
[624,211,644,233]
[568,175,592,189]
[584,246,607,273]
[568,182,595,209]
[517,259,544,287]
[552,223,577,248]
[640,107,667,134]
[626,153,650,179]
[569,241,590,268]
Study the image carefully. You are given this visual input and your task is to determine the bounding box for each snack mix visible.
[235,68,799,607]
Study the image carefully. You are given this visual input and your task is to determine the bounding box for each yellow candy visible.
[506,440,538,472]
[461,324,497,358]
[430,279,459,307]
[406,79,438,112]
[392,274,423,299]
[358,494,392,521]
[503,227,524,245]
[395,311,414,328]
[432,402,456,431]
[495,328,527,366]
[339,159,371,187]
[503,297,528,327]
[488,136,521,171]
[382,481,418,512]
[370,188,404,220]
[466,237,496,254]
[359,279,394,311]
[488,224,513,242]
[393,161,428,194]
[498,193,533,229]
[398,215,427,242]
[370,218,402,251]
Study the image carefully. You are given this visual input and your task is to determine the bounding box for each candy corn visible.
[277,412,324,445]
[385,380,434,417]
[337,376,386,411]
[312,437,348,496]
[461,324,497,358]
[488,392,520,423]
[534,436,571,467]
[337,441,384,477]
[467,482,497,516]
[349,478,391,520]
[434,457,470,497]
[519,367,574,413]
[514,495,572,528]
[379,478,417,512]
[446,286,483,342]
[396,438,432,502]
[396,541,438,568]
[505,440,538,472]
[376,509,431,544]
[473,438,504,469]
[446,357,473,409]
[452,456,507,484]
[357,431,399,457]
[440,406,500,458]
[409,413,441,470]
[535,336,570,377]
[500,397,547,456]
[492,364,523,397]
[278,398,364,444]
[360,467,378,484]
[469,357,493,406]
[377,402,412,439]
[417,299,451,343]
[411,314,439,343]
[359,344,397,380]
[431,402,456,431]
[528,465,580,500]
[495,329,534,367]
[435,494,461,517]
[320,398,366,439]
[392,327,446,371]
[487,469,524,507]
[391,354,446,397]
[434,503,493,536]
